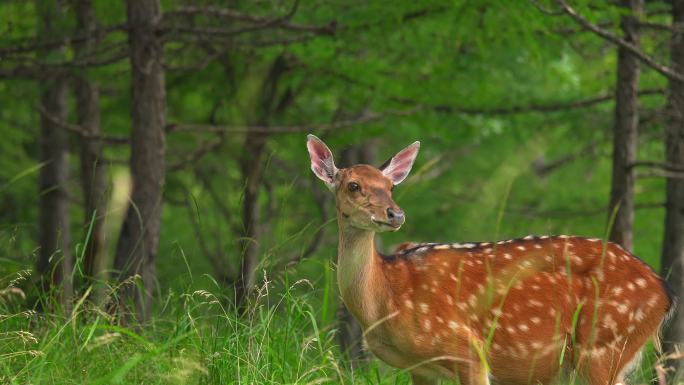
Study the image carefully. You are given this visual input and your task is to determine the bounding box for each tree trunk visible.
[234,55,291,309]
[36,0,73,311]
[73,0,107,291]
[113,0,166,323]
[233,132,268,308]
[661,0,684,363]
[608,0,642,251]
[336,144,373,369]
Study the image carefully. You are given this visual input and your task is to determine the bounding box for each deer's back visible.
[374,235,673,383]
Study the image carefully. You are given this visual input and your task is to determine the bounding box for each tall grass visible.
[0,265,413,385]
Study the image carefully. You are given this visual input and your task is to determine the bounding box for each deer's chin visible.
[371,218,402,232]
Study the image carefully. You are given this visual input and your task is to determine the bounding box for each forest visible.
[1,0,684,384]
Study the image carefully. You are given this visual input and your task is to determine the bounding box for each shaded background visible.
[1,0,683,383]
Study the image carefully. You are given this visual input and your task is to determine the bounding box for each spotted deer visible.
[306,135,675,385]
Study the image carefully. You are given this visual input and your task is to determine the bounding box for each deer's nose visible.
[387,207,405,226]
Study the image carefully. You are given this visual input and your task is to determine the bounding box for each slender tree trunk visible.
[662,0,684,363]
[36,0,73,311]
[234,56,291,309]
[73,0,107,290]
[234,132,268,308]
[608,0,642,251]
[113,0,166,323]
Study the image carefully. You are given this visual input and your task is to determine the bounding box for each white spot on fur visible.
[603,314,618,331]
[446,295,454,305]
[517,245,526,251]
[519,323,529,332]
[404,300,414,309]
[634,308,646,321]
[423,319,432,331]
[531,317,541,324]
[448,321,459,331]
[528,299,544,307]
[635,278,647,288]
[504,253,512,260]
[434,244,451,250]
[419,303,429,314]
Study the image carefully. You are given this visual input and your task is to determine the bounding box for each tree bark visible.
[36,0,73,311]
[608,0,643,251]
[113,0,166,323]
[73,0,107,290]
[233,132,268,309]
[234,55,291,309]
[661,0,684,362]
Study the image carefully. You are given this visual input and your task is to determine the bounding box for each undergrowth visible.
[0,268,413,385]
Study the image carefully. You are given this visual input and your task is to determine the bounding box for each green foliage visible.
[0,0,677,383]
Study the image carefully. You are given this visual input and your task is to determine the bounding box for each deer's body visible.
[307,136,674,385]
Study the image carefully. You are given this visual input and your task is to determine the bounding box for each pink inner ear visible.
[382,142,419,184]
[307,137,336,184]
[307,139,331,161]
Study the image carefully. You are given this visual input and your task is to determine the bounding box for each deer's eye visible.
[348,182,360,192]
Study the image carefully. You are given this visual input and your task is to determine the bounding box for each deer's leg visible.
[410,372,437,385]
[579,344,643,385]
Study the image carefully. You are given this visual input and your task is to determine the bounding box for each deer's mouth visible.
[372,218,401,229]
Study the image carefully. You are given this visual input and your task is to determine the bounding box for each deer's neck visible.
[337,222,388,328]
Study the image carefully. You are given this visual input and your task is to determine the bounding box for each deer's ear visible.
[307,134,338,189]
[380,141,420,185]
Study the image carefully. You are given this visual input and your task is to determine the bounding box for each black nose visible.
[387,207,405,226]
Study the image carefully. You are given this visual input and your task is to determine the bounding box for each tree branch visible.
[37,105,129,144]
[167,136,225,172]
[556,0,684,82]
[164,1,336,36]
[410,88,663,116]
[629,160,684,173]
[166,107,422,134]
[0,23,127,57]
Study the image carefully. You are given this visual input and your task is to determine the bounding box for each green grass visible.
[0,266,675,385]
[0,268,415,385]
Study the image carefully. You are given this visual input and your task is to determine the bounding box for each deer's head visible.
[307,135,420,232]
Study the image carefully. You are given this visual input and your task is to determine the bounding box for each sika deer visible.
[306,135,674,385]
